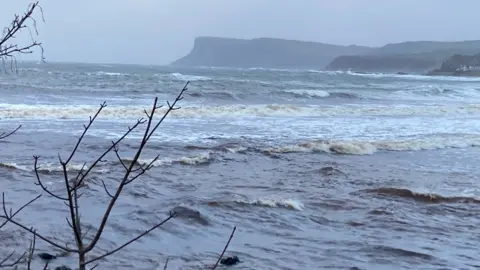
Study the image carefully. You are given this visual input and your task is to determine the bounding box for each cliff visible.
[326,40,480,72]
[171,36,373,69]
[427,53,480,76]
[326,54,438,72]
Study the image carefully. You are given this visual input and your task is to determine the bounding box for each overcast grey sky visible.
[1,0,478,65]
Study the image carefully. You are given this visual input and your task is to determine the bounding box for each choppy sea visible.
[0,62,479,270]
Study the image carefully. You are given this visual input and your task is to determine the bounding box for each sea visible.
[0,62,479,270]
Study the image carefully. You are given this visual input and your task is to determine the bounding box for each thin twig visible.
[211,226,237,270]
[84,212,176,265]
[0,1,45,70]
[0,125,21,140]
[85,82,189,253]
[163,257,169,270]
[26,232,36,270]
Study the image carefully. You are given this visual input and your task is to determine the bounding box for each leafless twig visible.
[0,1,45,72]
[4,82,189,270]
[0,193,42,268]
[212,226,237,270]
[0,125,22,140]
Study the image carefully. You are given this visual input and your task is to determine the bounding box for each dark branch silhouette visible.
[2,82,191,270]
[0,2,46,269]
[0,125,22,140]
[0,193,41,268]
[211,226,237,270]
[0,1,45,72]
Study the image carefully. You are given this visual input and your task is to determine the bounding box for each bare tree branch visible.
[0,193,41,268]
[212,226,237,270]
[0,125,21,140]
[0,1,45,72]
[0,193,76,253]
[5,82,189,270]
[163,257,169,270]
[84,211,176,265]
[85,81,189,254]
[26,232,37,269]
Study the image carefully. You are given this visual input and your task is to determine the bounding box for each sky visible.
[1,0,479,65]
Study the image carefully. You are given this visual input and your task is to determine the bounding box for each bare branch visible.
[0,125,21,140]
[0,193,40,268]
[85,81,189,253]
[163,258,169,270]
[32,156,68,201]
[1,193,76,253]
[5,82,191,269]
[0,193,41,228]
[84,212,176,265]
[101,180,114,199]
[0,1,45,70]
[26,232,36,269]
[211,226,237,270]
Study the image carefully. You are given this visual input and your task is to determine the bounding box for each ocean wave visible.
[184,143,247,154]
[168,72,211,82]
[357,187,480,204]
[347,70,480,82]
[2,103,480,120]
[124,152,213,167]
[262,134,480,155]
[86,71,127,76]
[0,161,110,173]
[283,89,330,98]
[207,198,304,211]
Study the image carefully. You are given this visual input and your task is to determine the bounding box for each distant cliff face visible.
[326,40,480,73]
[326,55,439,72]
[171,36,373,69]
[427,53,480,76]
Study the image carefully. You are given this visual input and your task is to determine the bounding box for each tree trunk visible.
[79,252,86,270]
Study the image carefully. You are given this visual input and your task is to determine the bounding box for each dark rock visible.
[37,252,56,261]
[171,206,210,225]
[220,256,240,266]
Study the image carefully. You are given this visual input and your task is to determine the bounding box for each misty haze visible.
[0,1,479,269]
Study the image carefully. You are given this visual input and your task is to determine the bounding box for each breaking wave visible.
[2,103,480,119]
[283,89,330,98]
[358,187,480,204]
[262,134,480,155]
[346,70,480,82]
[207,198,304,211]
[123,152,213,167]
[184,143,247,154]
[0,162,109,173]
[168,72,211,81]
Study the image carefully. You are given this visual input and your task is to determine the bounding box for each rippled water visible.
[0,63,479,269]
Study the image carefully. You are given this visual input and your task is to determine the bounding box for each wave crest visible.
[124,152,213,167]
[0,162,109,173]
[2,103,480,119]
[359,187,480,204]
[208,198,304,211]
[263,135,480,155]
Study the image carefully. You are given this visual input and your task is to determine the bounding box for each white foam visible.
[0,162,110,173]
[2,103,480,120]
[132,152,212,167]
[234,198,304,211]
[283,89,330,98]
[347,70,480,82]
[264,135,480,155]
[168,72,211,81]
